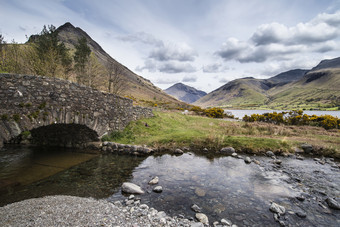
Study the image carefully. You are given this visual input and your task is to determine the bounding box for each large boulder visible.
[121,182,144,194]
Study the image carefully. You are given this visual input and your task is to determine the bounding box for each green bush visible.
[12,114,21,122]
[1,114,9,120]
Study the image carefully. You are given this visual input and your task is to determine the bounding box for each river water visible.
[0,146,339,226]
[225,109,340,119]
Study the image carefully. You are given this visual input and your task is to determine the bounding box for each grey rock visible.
[202,148,209,152]
[128,195,135,200]
[148,176,159,185]
[279,221,286,226]
[174,148,184,155]
[221,218,232,226]
[296,156,304,160]
[296,195,305,201]
[269,202,286,215]
[301,143,313,153]
[220,147,235,155]
[326,197,340,210]
[140,204,149,209]
[244,157,252,164]
[153,186,163,193]
[191,204,202,213]
[195,213,209,225]
[121,182,144,194]
[191,222,204,227]
[274,159,282,165]
[295,210,307,218]
[266,151,275,157]
[157,211,167,218]
[231,152,238,157]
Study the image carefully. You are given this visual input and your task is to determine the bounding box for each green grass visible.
[103,111,340,157]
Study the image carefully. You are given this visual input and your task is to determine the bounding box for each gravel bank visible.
[0,195,198,227]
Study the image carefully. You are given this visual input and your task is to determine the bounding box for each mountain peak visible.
[311,57,340,71]
[58,22,76,30]
[165,83,207,104]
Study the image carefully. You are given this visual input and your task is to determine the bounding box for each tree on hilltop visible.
[74,37,91,84]
[27,25,72,78]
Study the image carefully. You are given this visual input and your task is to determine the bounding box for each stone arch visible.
[0,73,153,148]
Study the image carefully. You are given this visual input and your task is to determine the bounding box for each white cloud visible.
[217,11,340,64]
[149,42,197,62]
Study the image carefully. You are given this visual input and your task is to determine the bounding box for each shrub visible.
[12,114,21,122]
[205,107,224,118]
[243,110,339,130]
[1,114,9,120]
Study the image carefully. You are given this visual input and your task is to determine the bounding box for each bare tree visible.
[106,61,128,96]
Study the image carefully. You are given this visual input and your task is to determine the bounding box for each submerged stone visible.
[326,197,340,210]
[149,176,159,185]
[269,202,286,215]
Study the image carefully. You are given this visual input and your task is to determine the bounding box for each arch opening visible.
[29,123,99,148]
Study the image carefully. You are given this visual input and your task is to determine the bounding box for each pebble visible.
[326,197,340,210]
[0,195,197,227]
[149,176,159,185]
[191,204,202,213]
[153,186,163,193]
[174,148,184,155]
[221,218,232,225]
[244,157,252,164]
[295,210,307,218]
[269,202,286,215]
[266,151,275,157]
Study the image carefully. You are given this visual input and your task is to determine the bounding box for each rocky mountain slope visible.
[195,58,340,110]
[164,83,207,103]
[56,22,186,108]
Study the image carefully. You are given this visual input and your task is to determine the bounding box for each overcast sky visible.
[1,0,340,92]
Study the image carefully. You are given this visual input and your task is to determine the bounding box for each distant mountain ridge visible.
[195,57,340,110]
[164,83,207,103]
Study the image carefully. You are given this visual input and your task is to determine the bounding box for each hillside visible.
[195,58,340,110]
[164,83,206,103]
[55,23,186,108]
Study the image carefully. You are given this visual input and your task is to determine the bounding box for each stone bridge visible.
[0,74,153,148]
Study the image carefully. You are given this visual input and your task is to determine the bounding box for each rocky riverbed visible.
[0,195,200,227]
[0,145,339,226]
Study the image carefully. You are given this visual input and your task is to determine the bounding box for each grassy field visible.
[103,111,340,158]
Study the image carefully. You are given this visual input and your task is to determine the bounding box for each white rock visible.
[149,176,159,185]
[269,202,286,215]
[244,157,252,164]
[195,213,209,225]
[121,182,144,194]
[153,186,163,193]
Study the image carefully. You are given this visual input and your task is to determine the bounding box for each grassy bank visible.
[103,111,340,158]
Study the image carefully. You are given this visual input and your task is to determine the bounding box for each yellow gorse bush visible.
[243,110,340,130]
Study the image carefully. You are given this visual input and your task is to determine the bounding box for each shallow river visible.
[0,146,339,226]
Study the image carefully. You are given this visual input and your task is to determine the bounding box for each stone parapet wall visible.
[0,73,153,147]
